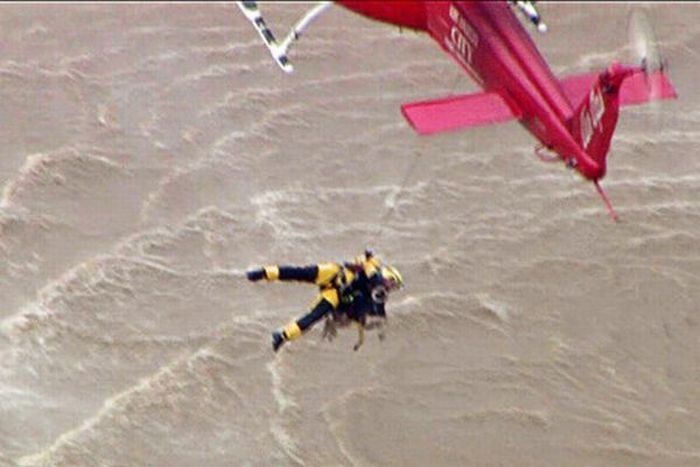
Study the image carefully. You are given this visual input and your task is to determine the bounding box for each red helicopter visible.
[237,1,677,220]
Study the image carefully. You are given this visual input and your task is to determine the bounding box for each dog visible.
[321,312,386,351]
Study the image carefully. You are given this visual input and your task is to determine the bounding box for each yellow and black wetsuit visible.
[248,253,385,351]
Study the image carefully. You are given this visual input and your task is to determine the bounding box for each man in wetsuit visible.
[246,251,404,352]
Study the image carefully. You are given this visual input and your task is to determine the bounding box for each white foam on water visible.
[265,359,304,466]
[474,292,512,323]
[15,344,233,466]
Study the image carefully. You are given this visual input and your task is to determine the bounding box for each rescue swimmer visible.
[246,251,404,352]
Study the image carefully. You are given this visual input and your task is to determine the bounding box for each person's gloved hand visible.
[246,268,265,282]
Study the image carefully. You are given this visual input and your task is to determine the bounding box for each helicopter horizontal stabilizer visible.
[401,91,522,135]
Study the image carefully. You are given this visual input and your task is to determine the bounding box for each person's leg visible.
[252,263,341,285]
[272,288,339,351]
[265,265,318,283]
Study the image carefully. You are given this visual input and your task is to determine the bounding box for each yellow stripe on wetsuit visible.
[314,263,341,286]
[263,266,279,280]
[283,322,302,340]
[353,255,381,280]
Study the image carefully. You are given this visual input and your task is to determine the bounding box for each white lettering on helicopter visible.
[450,26,474,65]
[445,3,481,83]
[580,86,605,148]
[448,4,479,47]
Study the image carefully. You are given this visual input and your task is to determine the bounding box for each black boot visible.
[272,331,285,352]
[246,268,265,281]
